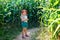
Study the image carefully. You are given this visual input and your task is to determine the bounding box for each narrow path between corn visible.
[13,28,39,40]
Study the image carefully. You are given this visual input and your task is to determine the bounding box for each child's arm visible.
[22,18,28,21]
[20,16,28,21]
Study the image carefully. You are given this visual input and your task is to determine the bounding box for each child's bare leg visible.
[24,28,29,37]
[24,28,27,35]
[22,28,25,35]
[22,28,29,38]
[22,28,27,36]
[22,28,25,38]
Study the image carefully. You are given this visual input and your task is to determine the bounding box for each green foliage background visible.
[0,0,60,40]
[0,0,42,40]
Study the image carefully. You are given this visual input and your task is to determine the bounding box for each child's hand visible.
[24,19,28,21]
[27,19,29,20]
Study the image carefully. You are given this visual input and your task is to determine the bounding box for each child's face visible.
[22,10,27,15]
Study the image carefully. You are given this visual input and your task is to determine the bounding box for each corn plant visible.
[0,0,43,40]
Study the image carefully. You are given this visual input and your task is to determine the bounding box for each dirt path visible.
[13,28,39,40]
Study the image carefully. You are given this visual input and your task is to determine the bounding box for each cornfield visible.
[0,0,60,40]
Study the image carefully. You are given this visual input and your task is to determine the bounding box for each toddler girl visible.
[20,9,29,38]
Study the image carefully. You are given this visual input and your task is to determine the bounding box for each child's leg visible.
[22,28,25,37]
[24,28,27,35]
[22,28,29,37]
[24,28,29,37]
[22,28,25,38]
[22,28,27,35]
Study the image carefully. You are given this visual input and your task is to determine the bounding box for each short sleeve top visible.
[20,15,28,22]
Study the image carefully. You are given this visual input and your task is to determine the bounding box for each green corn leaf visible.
[52,25,60,37]
[53,1,59,7]
[48,18,60,29]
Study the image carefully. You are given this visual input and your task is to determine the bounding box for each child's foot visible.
[25,34,29,37]
[22,36,25,38]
